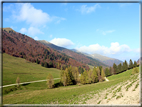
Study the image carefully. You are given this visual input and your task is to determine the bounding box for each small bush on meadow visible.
[131,67,139,75]
[16,76,20,87]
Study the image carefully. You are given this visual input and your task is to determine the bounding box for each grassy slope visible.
[3,53,61,85]
[3,53,139,104]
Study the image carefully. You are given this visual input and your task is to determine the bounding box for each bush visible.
[131,67,139,75]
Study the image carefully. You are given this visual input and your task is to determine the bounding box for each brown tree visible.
[47,73,54,88]
[16,76,20,87]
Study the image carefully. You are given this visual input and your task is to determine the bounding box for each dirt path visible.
[105,77,109,81]
[1,78,60,88]
[85,74,140,105]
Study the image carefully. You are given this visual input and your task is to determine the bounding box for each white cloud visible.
[12,3,66,26]
[76,42,131,55]
[50,38,74,48]
[79,4,100,14]
[19,27,44,36]
[97,29,115,35]
[20,28,27,34]
[53,17,66,24]
[14,3,51,27]
[28,27,44,36]
[34,36,39,40]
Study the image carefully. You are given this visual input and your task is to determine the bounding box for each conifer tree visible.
[36,58,39,64]
[118,63,122,73]
[113,63,117,74]
[105,67,111,77]
[134,61,138,67]
[44,62,48,68]
[129,59,133,69]
[109,67,113,75]
[124,60,128,70]
[41,62,44,67]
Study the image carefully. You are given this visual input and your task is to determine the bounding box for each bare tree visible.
[47,73,54,88]
[16,76,20,87]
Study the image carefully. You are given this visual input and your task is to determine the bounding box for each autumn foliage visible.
[2,28,89,70]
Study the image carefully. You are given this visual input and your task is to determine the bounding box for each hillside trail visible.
[85,74,140,105]
[1,78,60,88]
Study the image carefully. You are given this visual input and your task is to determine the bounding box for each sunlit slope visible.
[3,64,139,104]
[3,53,61,85]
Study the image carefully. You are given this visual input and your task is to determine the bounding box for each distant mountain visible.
[38,40,108,68]
[38,40,66,51]
[137,57,142,64]
[2,28,89,70]
[70,49,78,52]
[85,53,123,67]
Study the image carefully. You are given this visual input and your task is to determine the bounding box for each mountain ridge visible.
[2,28,89,71]
[86,53,123,67]
[38,40,108,68]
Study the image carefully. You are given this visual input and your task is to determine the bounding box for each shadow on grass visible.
[54,82,63,88]
[54,80,77,88]
[21,83,30,86]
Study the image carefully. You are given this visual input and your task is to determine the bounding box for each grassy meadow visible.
[2,53,140,104]
[3,53,61,85]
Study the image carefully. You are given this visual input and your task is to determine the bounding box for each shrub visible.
[131,67,139,75]
[16,77,20,87]
[47,73,54,89]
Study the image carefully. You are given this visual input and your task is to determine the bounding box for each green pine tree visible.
[129,59,133,69]
[134,61,138,67]
[113,63,117,74]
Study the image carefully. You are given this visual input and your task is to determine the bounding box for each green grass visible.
[3,53,140,104]
[133,81,139,91]
[3,53,61,85]
[107,69,134,81]
[3,76,134,104]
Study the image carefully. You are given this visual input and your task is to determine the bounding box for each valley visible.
[3,55,140,104]
[2,28,140,105]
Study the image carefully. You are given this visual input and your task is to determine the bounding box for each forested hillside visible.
[38,40,108,68]
[2,28,89,71]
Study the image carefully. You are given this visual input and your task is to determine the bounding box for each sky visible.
[3,2,140,62]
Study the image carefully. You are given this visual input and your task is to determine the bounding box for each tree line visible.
[47,65,106,88]
[105,59,138,77]
[46,59,139,88]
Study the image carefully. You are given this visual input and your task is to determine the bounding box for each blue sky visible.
[3,3,140,62]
